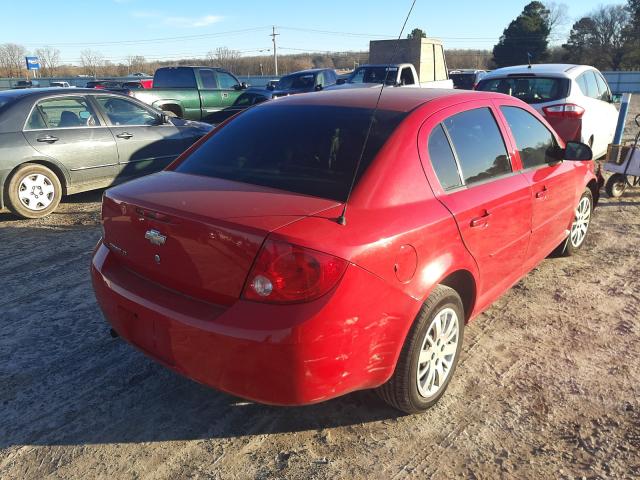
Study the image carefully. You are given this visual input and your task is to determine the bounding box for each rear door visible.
[497,103,577,266]
[420,102,532,304]
[91,94,188,180]
[22,95,119,186]
[196,68,223,116]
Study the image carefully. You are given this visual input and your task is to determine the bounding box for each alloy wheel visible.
[416,307,459,398]
[570,196,591,248]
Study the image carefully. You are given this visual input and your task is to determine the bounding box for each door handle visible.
[535,186,548,199]
[470,211,491,228]
[36,135,59,143]
[116,132,134,139]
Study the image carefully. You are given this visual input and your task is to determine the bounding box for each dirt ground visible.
[1,100,639,480]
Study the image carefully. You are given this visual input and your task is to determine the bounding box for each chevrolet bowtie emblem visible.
[144,229,166,246]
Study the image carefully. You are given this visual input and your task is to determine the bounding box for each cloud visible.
[131,11,223,28]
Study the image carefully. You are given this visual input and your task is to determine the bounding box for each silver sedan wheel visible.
[570,196,591,248]
[416,307,459,398]
[17,173,56,211]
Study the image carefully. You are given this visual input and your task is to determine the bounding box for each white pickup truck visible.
[331,63,453,90]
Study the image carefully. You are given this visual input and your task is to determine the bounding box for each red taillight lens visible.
[543,103,585,119]
[242,239,348,304]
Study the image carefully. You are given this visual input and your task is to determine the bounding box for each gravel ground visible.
[1,99,639,480]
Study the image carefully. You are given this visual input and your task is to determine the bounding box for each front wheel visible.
[561,188,593,256]
[376,285,464,414]
[605,173,627,198]
[5,163,62,219]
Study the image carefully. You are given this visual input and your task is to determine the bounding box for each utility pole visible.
[270,26,279,75]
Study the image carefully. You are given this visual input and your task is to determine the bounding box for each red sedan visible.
[92,88,598,413]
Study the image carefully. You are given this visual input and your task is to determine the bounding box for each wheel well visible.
[587,178,599,206]
[159,104,183,117]
[2,160,68,207]
[439,270,476,322]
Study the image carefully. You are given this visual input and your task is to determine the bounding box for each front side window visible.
[95,96,158,126]
[443,108,511,185]
[199,69,217,89]
[594,72,611,102]
[428,124,462,190]
[26,97,98,130]
[501,106,558,169]
[174,105,407,201]
[217,72,239,90]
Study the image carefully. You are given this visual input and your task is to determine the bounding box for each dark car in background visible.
[204,89,275,124]
[449,69,488,90]
[267,68,338,97]
[0,88,212,218]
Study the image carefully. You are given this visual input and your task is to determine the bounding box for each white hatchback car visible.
[476,64,618,159]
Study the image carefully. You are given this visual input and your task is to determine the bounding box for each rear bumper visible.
[91,242,419,405]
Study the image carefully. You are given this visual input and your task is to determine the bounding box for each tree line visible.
[0,0,638,79]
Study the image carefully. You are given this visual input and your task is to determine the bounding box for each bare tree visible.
[0,43,27,77]
[34,46,61,77]
[80,49,104,77]
[125,55,147,75]
[546,2,570,39]
[206,47,241,72]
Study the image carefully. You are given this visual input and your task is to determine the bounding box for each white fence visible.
[602,71,640,94]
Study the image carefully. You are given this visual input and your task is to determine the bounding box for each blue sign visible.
[25,56,40,70]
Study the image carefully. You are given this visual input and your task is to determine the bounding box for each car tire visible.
[560,188,593,257]
[605,173,627,198]
[376,285,464,414]
[5,163,62,219]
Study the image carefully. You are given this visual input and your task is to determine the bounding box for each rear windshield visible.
[276,73,315,90]
[153,68,197,89]
[349,67,398,86]
[174,105,407,201]
[476,76,570,104]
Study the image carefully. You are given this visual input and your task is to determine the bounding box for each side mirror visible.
[564,141,593,161]
[611,93,622,104]
[315,84,323,91]
[336,78,346,85]
[160,113,170,125]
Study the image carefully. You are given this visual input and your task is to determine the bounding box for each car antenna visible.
[335,0,418,226]
[527,52,533,69]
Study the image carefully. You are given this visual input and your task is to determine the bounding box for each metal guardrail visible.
[0,75,279,90]
[602,71,640,94]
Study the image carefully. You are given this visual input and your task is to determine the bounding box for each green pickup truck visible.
[131,66,247,121]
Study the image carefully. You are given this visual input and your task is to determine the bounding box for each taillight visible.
[242,239,348,304]
[543,103,585,119]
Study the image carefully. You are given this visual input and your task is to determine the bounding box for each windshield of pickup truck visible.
[349,67,398,85]
[174,104,407,201]
[153,67,197,89]
[276,73,315,90]
[476,76,570,104]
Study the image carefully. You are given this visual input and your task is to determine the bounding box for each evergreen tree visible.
[492,2,551,67]
[407,28,427,40]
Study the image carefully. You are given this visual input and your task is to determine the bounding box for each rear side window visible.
[476,77,570,104]
[594,73,611,101]
[199,69,217,89]
[576,74,589,96]
[175,105,407,201]
[443,108,511,185]
[26,97,99,129]
[584,71,599,99]
[428,125,462,190]
[153,68,197,88]
[500,106,558,169]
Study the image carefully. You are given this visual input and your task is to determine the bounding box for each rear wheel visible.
[6,163,62,219]
[605,173,627,198]
[560,188,593,256]
[377,285,464,414]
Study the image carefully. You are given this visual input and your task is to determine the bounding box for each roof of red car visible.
[266,88,501,112]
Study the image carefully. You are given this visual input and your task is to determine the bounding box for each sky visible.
[0,0,627,65]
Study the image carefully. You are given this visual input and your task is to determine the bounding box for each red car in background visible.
[92,88,598,413]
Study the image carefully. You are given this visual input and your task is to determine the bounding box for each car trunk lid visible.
[102,171,339,306]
